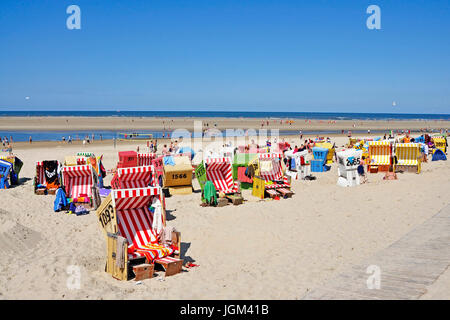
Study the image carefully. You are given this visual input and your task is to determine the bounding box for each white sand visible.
[0,136,449,299]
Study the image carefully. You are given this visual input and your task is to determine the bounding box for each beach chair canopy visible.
[368,141,391,165]
[432,149,447,161]
[111,165,155,189]
[336,149,363,169]
[76,152,95,158]
[0,156,23,184]
[64,155,87,166]
[258,153,284,182]
[205,157,238,193]
[432,137,447,153]
[395,143,420,166]
[312,147,329,163]
[62,164,94,198]
[138,153,156,166]
[113,187,172,261]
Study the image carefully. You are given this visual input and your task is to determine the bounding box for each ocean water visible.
[0,111,448,142]
[1,110,450,120]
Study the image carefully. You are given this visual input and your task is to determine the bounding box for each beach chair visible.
[96,186,182,280]
[432,137,447,154]
[0,155,23,185]
[64,155,88,166]
[336,149,363,187]
[310,147,329,172]
[368,141,392,172]
[163,155,193,195]
[0,159,12,189]
[61,164,101,210]
[34,160,61,195]
[284,150,309,180]
[315,142,335,164]
[252,153,292,199]
[232,153,258,189]
[111,165,156,189]
[205,157,240,194]
[394,143,421,173]
[137,153,156,166]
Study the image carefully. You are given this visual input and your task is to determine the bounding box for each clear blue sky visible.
[0,0,449,113]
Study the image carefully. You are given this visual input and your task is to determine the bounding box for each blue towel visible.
[54,188,68,212]
[163,156,176,166]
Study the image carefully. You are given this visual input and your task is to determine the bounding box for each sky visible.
[0,0,449,114]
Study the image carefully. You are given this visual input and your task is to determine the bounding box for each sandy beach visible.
[1,129,449,299]
[0,116,449,133]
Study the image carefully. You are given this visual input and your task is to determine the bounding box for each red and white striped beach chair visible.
[62,164,97,199]
[205,157,239,194]
[97,186,182,280]
[137,153,156,166]
[111,165,156,189]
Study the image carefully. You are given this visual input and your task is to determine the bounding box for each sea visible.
[0,111,448,142]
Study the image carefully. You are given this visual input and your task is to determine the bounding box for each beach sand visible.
[0,132,449,299]
[0,116,449,133]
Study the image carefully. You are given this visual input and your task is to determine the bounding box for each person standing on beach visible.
[68,136,72,144]
[29,136,32,144]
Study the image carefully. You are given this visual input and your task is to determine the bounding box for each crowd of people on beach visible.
[59,134,103,145]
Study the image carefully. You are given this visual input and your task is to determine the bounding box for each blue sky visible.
[0,0,449,113]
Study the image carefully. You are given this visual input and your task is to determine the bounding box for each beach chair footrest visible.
[226,195,243,205]
[154,257,183,277]
[217,197,229,207]
[277,188,294,198]
[266,189,280,199]
[132,263,154,281]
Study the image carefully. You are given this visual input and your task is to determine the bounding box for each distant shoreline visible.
[1,110,450,121]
